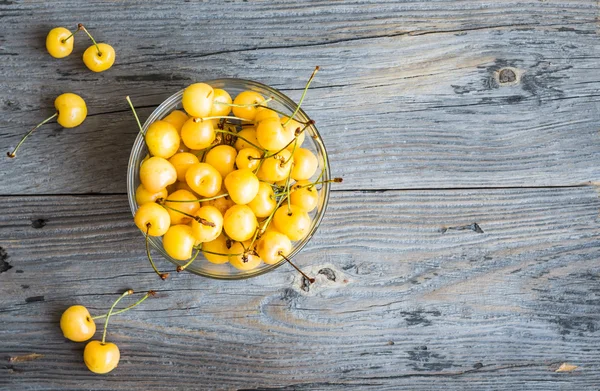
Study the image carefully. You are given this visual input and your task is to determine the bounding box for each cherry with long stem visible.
[78,23,102,56]
[156,200,216,227]
[145,224,169,280]
[248,120,314,163]
[7,113,58,158]
[91,290,155,320]
[101,290,133,345]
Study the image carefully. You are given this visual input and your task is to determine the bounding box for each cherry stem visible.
[256,105,310,125]
[78,23,101,56]
[145,224,169,280]
[155,193,228,203]
[283,139,298,165]
[177,249,201,272]
[157,200,215,227]
[254,186,288,244]
[126,96,145,136]
[279,252,315,283]
[195,115,252,123]
[283,66,319,127]
[215,129,267,152]
[217,97,274,108]
[285,162,294,214]
[277,178,343,196]
[102,289,133,345]
[61,27,80,43]
[7,112,58,158]
[249,126,307,162]
[92,291,155,320]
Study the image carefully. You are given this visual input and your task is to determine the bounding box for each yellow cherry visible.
[164,189,200,225]
[261,221,283,236]
[186,163,222,197]
[60,305,96,342]
[145,120,180,159]
[273,204,311,241]
[235,147,261,171]
[139,156,177,193]
[163,224,196,260]
[223,205,257,242]
[256,231,292,265]
[181,118,215,150]
[228,241,262,271]
[7,92,88,158]
[234,127,259,151]
[232,91,265,121]
[134,203,171,236]
[247,182,276,218]
[182,83,214,117]
[202,189,235,216]
[168,181,199,197]
[46,27,74,58]
[257,150,293,182]
[224,169,259,205]
[202,233,230,264]
[83,341,120,374]
[290,181,319,212]
[281,116,305,150]
[83,43,116,72]
[162,110,189,133]
[55,93,87,128]
[205,145,237,178]
[210,88,232,117]
[256,118,294,151]
[191,206,223,243]
[168,152,199,182]
[135,184,168,206]
[291,148,318,180]
[254,107,279,125]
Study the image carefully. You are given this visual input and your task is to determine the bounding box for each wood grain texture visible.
[1,0,599,193]
[1,188,599,390]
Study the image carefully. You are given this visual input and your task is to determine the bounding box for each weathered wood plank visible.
[1,187,599,390]
[1,1,599,193]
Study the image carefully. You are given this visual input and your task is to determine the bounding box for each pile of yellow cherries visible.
[132,68,339,277]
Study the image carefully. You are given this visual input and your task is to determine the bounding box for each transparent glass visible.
[127,79,330,279]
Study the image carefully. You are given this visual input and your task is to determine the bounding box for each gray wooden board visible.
[1,188,599,390]
[1,1,600,193]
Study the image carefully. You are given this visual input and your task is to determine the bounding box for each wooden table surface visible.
[1,1,599,390]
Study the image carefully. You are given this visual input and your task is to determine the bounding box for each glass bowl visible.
[127,79,331,280]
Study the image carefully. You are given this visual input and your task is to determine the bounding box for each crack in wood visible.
[117,21,592,67]
[440,223,484,234]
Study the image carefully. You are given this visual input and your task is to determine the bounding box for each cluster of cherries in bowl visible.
[130,69,339,280]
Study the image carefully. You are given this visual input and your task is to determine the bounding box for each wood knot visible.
[496,67,519,85]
